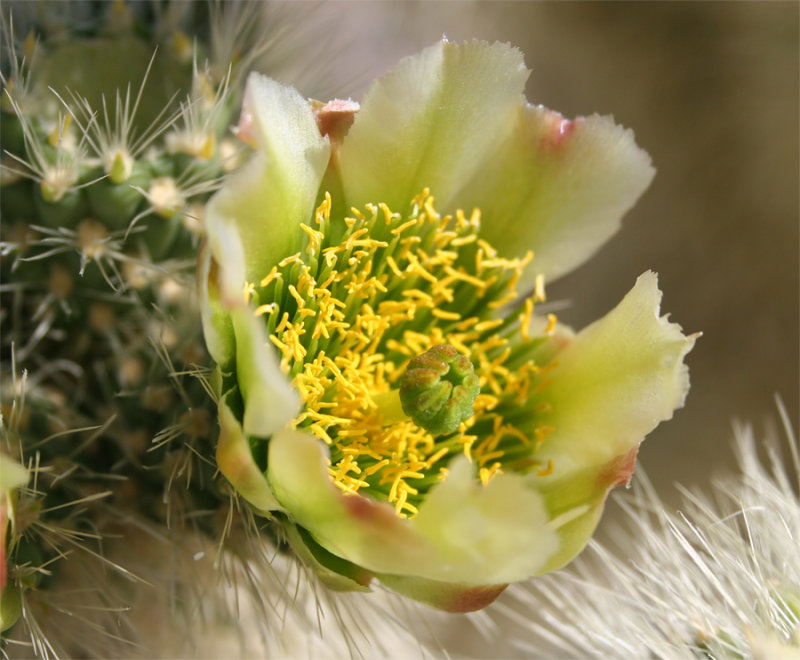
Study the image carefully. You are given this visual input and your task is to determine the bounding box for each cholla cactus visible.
[0,1,348,655]
[497,401,800,659]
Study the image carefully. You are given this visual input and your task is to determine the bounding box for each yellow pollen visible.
[260,266,280,288]
[252,191,556,516]
[520,297,535,341]
[536,459,554,476]
[255,303,277,316]
[390,218,419,236]
[479,462,503,485]
[279,253,301,267]
[301,223,324,255]
[545,313,558,335]
[243,281,256,304]
[431,309,461,321]
[534,273,547,302]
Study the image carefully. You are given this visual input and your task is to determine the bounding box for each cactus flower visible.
[200,40,697,612]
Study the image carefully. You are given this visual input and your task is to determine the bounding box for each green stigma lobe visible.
[399,345,480,436]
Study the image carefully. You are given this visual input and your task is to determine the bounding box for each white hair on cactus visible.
[493,398,799,659]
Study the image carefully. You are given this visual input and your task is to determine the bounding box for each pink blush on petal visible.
[539,112,581,151]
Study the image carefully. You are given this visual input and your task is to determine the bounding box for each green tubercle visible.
[399,344,480,436]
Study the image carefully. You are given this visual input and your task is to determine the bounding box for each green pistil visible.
[399,344,480,435]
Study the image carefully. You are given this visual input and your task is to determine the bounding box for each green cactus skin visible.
[0,2,267,653]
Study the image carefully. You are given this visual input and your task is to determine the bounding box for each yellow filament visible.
[253,192,554,517]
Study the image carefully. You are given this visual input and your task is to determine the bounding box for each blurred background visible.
[315,1,799,504]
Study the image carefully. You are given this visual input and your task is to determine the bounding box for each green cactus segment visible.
[399,345,481,436]
[0,585,22,633]
[0,3,254,648]
[34,36,191,133]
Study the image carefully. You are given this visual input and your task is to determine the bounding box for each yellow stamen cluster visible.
[247,190,555,517]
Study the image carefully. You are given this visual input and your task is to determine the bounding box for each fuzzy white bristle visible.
[493,399,800,659]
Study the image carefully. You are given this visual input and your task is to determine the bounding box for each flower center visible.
[246,190,556,517]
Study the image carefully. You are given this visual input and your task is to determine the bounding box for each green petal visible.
[205,72,330,284]
[338,40,528,214]
[520,271,694,573]
[376,573,507,613]
[537,271,697,476]
[0,455,27,492]
[267,431,560,586]
[283,524,372,593]
[267,429,434,576]
[410,457,559,584]
[216,392,283,513]
[231,307,300,438]
[198,243,235,372]
[458,106,655,285]
[203,216,299,439]
[533,449,639,574]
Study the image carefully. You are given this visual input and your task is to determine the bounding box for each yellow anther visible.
[444,266,486,289]
[479,462,503,485]
[278,253,301,267]
[489,291,517,309]
[536,459,554,476]
[254,190,551,517]
[535,425,555,449]
[477,239,497,259]
[243,281,256,304]
[391,219,419,236]
[315,192,332,224]
[450,234,477,247]
[288,284,305,308]
[534,273,547,302]
[269,333,289,353]
[402,289,434,305]
[406,254,438,284]
[431,309,461,321]
[474,319,504,333]
[545,313,558,335]
[478,450,505,466]
[425,448,449,467]
[255,303,277,316]
[423,196,439,221]
[301,223,324,256]
[344,228,369,250]
[276,312,291,333]
[364,459,390,476]
[411,188,431,209]
[520,297,535,341]
[469,208,481,228]
[461,435,476,461]
[378,202,397,225]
